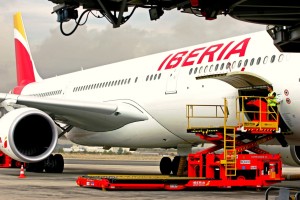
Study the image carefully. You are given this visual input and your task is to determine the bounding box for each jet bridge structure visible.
[76,96,285,190]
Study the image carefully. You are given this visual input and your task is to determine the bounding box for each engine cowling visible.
[0,107,57,163]
[260,145,300,166]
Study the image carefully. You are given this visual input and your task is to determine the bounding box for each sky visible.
[0,1,265,92]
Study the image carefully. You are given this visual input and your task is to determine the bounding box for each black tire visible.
[45,155,55,173]
[26,162,44,173]
[160,157,172,175]
[171,156,180,175]
[54,154,64,173]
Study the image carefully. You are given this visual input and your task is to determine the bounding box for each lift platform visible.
[76,96,285,190]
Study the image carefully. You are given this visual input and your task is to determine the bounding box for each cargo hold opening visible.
[196,71,290,132]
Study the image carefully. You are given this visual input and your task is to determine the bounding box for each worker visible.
[266,85,277,120]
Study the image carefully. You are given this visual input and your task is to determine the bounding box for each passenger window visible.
[189,68,193,75]
[154,74,157,80]
[250,58,255,66]
[244,59,248,67]
[226,62,231,70]
[146,75,149,81]
[263,56,268,64]
[270,55,276,63]
[232,61,236,69]
[215,64,219,71]
[199,66,203,73]
[278,54,284,62]
[128,78,131,84]
[114,81,117,86]
[150,75,153,81]
[220,63,224,70]
[121,79,124,85]
[158,73,161,79]
[238,60,242,68]
[209,65,213,72]
[135,77,138,83]
[194,67,198,74]
[257,57,261,65]
[204,65,208,72]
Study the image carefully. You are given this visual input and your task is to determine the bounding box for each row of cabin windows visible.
[33,90,62,97]
[146,73,162,81]
[189,54,284,75]
[73,77,135,92]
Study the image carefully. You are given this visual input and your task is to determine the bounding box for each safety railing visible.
[236,96,279,131]
[186,98,228,130]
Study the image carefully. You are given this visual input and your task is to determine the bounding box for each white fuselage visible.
[20,31,300,148]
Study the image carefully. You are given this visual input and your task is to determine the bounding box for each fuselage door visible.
[165,68,180,94]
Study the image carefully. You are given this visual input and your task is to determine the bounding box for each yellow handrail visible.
[186,102,228,130]
[236,96,279,131]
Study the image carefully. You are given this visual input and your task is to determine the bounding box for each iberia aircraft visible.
[0,12,299,174]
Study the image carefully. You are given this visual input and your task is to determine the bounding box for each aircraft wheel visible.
[26,161,44,173]
[171,156,180,175]
[53,154,64,173]
[160,157,172,175]
[44,155,55,173]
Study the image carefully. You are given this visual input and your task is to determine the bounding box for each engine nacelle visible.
[0,107,57,163]
[260,145,300,166]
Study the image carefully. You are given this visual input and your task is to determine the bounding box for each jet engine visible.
[260,145,300,167]
[0,107,58,163]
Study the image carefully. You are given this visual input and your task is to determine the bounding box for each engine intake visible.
[0,107,57,163]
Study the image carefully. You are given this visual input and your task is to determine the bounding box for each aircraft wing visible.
[0,93,148,132]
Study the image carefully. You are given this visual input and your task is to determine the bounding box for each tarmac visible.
[0,159,299,200]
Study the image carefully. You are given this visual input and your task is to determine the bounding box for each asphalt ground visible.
[0,159,299,200]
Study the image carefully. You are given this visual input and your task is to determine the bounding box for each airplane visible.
[0,12,299,174]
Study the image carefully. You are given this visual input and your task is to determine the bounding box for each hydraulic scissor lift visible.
[76,96,285,190]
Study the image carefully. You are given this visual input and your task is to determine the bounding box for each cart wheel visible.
[171,156,180,175]
[160,157,172,175]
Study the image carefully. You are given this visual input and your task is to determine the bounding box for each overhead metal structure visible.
[48,0,300,52]
[228,0,300,52]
